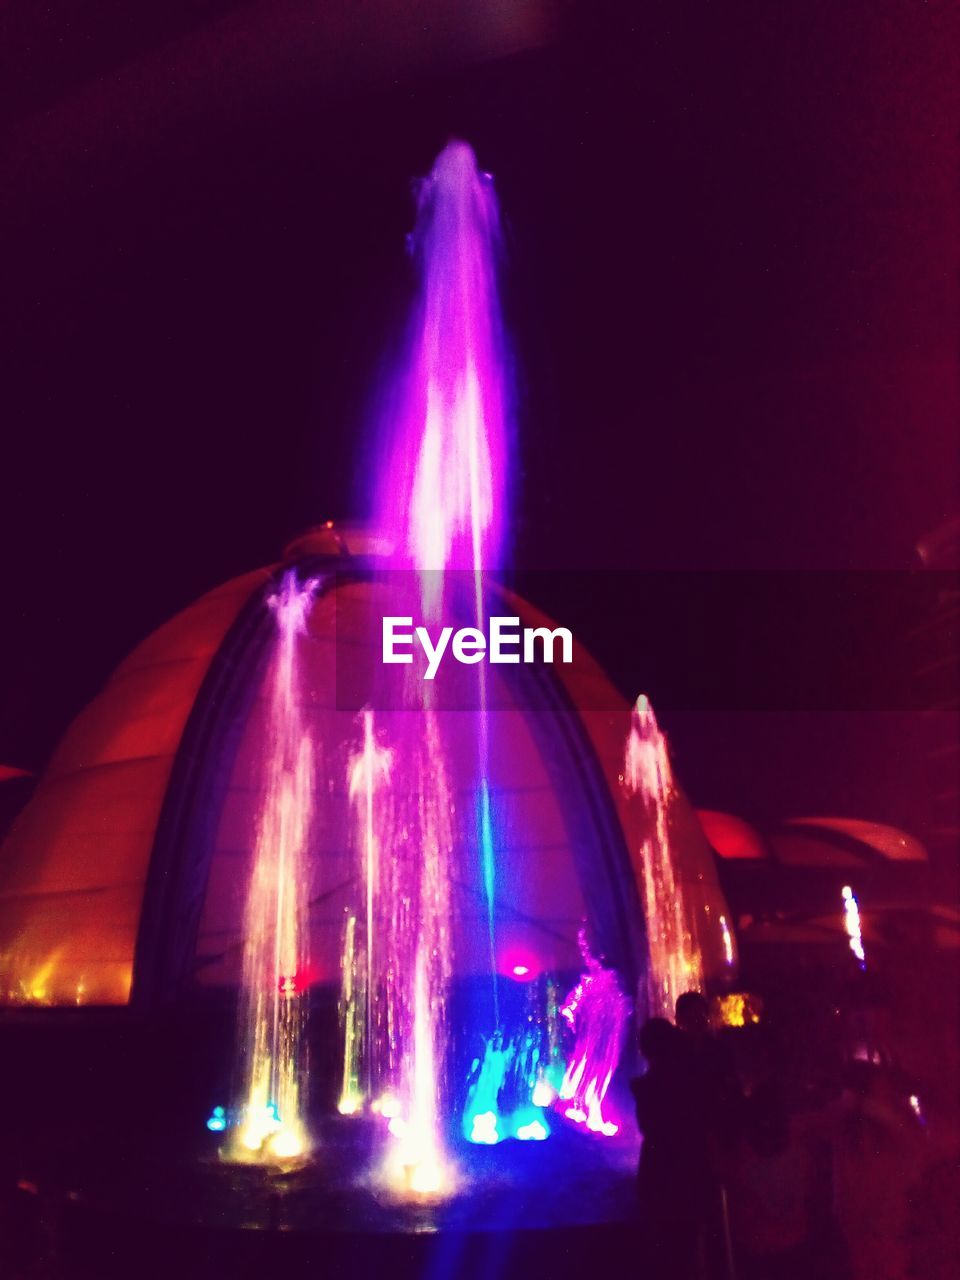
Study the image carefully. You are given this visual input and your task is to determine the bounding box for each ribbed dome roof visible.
[0,535,731,1009]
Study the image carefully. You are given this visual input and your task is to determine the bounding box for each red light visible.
[278,964,316,996]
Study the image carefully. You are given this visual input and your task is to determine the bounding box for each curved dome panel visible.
[0,569,271,1005]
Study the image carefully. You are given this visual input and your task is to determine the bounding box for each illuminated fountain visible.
[376,138,507,580]
[0,135,743,1248]
[378,139,509,1063]
[228,571,317,1163]
[333,141,648,1186]
[339,708,394,1117]
[623,694,704,1019]
[359,700,456,1196]
[361,140,510,1190]
[462,976,567,1145]
[225,144,707,1194]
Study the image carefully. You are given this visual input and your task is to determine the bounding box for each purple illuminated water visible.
[376,140,508,583]
[351,141,514,1191]
[558,930,630,1137]
[226,143,654,1197]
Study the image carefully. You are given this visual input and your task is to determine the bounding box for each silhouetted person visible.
[632,1017,714,1279]
[676,990,742,1146]
[674,992,741,1278]
[726,1080,816,1279]
[675,990,711,1037]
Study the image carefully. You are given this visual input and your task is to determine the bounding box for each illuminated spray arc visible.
[623,695,704,1019]
[230,571,317,1162]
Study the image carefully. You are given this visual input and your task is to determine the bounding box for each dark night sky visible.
[0,1,956,840]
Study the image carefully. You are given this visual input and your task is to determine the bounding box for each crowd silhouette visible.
[632,992,851,1280]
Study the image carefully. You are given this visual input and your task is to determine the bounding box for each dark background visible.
[0,2,956,851]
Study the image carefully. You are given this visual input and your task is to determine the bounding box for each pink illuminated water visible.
[218,141,657,1193]
[342,703,455,1194]
[338,710,396,1118]
[229,571,317,1163]
[623,695,704,1019]
[360,141,513,1191]
[377,140,508,584]
[558,930,629,1137]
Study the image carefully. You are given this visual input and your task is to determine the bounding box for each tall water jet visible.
[337,913,363,1116]
[377,704,455,1196]
[369,140,512,1191]
[386,141,509,1026]
[342,700,455,1195]
[404,726,454,1194]
[342,708,393,1116]
[377,139,508,582]
[229,571,317,1162]
[623,695,704,1019]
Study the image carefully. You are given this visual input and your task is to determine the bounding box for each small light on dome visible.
[512,964,529,977]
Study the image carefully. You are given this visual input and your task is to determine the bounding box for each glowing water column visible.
[340,708,393,1117]
[623,695,704,1020]
[366,140,511,1192]
[371,701,456,1196]
[378,139,508,1024]
[378,140,507,586]
[340,695,455,1196]
[229,571,317,1163]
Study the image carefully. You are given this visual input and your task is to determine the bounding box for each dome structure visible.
[0,527,733,1015]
